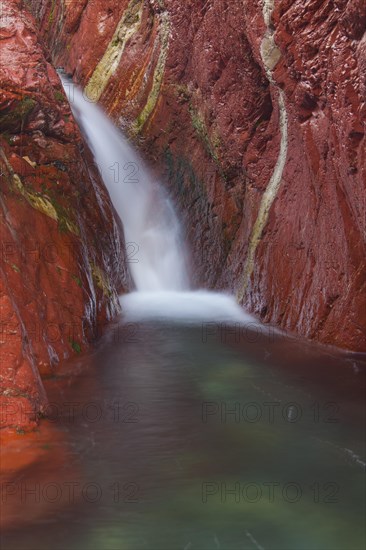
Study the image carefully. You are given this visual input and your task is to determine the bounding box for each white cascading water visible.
[61,76,188,292]
[61,76,258,325]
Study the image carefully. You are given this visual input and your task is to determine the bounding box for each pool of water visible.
[1,319,365,550]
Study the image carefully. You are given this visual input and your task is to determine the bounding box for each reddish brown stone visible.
[0,0,126,430]
[27,0,366,352]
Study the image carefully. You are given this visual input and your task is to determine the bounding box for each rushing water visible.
[61,75,189,293]
[60,75,268,327]
[1,79,364,550]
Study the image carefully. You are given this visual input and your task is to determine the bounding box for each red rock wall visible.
[26,0,366,352]
[0,0,127,430]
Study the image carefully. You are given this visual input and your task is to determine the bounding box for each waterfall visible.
[60,75,259,326]
[61,75,189,292]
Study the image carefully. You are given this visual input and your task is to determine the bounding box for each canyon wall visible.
[0,0,127,430]
[32,0,365,351]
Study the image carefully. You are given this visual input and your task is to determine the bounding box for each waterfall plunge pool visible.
[1,319,365,549]
[1,77,365,550]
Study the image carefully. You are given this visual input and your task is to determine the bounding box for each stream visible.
[1,79,365,550]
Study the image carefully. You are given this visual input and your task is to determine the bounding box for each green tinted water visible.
[2,321,365,550]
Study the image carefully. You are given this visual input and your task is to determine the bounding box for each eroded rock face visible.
[0,0,126,430]
[25,0,366,352]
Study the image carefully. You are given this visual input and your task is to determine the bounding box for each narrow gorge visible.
[0,1,365,549]
[31,0,366,350]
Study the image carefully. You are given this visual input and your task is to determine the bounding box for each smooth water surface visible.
[2,320,365,550]
[5,75,361,550]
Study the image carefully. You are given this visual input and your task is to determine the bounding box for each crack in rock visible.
[237,0,288,302]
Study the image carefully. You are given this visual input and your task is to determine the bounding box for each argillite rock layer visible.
[0,0,126,430]
[33,0,365,351]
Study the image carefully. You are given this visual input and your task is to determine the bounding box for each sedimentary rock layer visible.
[18,0,366,352]
[0,0,126,429]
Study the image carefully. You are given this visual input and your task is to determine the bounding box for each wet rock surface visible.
[30,0,365,351]
[0,0,126,430]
